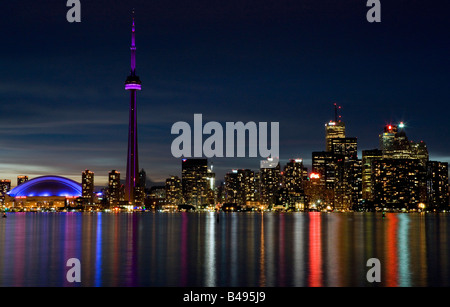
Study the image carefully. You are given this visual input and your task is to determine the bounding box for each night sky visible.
[0,0,449,187]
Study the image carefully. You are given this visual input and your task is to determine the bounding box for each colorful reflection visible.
[0,212,449,286]
[308,212,322,287]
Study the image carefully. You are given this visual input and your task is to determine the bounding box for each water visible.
[0,212,449,287]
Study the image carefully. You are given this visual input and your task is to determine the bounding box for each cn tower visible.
[124,10,141,205]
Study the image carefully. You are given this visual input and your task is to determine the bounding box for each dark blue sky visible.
[0,0,449,186]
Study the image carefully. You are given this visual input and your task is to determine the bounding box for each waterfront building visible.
[81,170,95,205]
[362,149,383,201]
[225,169,256,207]
[4,176,81,209]
[259,160,281,208]
[165,175,182,207]
[426,161,449,211]
[108,170,122,207]
[372,158,427,210]
[182,158,208,207]
[0,179,12,205]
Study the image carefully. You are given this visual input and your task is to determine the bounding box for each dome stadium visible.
[5,176,82,210]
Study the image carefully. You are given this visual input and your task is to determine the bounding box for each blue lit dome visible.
[8,176,82,198]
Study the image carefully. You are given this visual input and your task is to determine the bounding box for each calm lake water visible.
[0,212,449,287]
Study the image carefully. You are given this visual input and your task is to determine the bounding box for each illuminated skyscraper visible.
[325,121,346,152]
[362,149,382,201]
[281,159,307,210]
[379,124,398,153]
[82,170,95,204]
[108,170,122,207]
[260,160,281,207]
[0,179,11,205]
[426,161,449,210]
[182,159,208,207]
[165,176,182,206]
[125,11,142,205]
[372,159,427,210]
[225,169,256,206]
[283,159,307,194]
[325,103,345,151]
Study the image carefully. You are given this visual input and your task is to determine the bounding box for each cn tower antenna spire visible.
[130,9,137,75]
[125,9,142,205]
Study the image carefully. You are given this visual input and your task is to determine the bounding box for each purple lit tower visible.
[124,11,142,205]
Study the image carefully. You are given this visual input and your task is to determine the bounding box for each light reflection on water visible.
[0,212,449,287]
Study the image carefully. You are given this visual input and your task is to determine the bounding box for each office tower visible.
[0,179,11,205]
[125,11,142,205]
[182,158,208,207]
[282,159,307,210]
[379,124,398,153]
[82,170,95,204]
[312,151,338,191]
[165,176,182,206]
[379,124,429,163]
[304,172,332,210]
[283,159,306,192]
[338,159,362,210]
[259,160,281,207]
[225,169,256,207]
[372,159,427,210]
[206,164,216,205]
[426,161,449,211]
[362,149,383,201]
[17,176,29,186]
[108,170,122,207]
[224,170,239,203]
[325,121,346,152]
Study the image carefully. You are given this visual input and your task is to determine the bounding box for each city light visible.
[310,173,320,179]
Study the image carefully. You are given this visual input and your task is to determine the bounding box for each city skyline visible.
[0,1,449,186]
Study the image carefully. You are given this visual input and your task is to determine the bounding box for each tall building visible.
[125,11,142,205]
[182,159,208,207]
[108,170,122,207]
[325,121,346,152]
[312,151,338,191]
[206,164,216,205]
[0,179,11,205]
[362,149,383,201]
[379,124,429,164]
[281,159,307,210]
[372,159,427,210]
[426,161,449,211]
[224,169,256,207]
[82,170,95,204]
[282,159,307,193]
[259,160,281,207]
[17,176,29,186]
[379,124,398,153]
[311,106,362,211]
[165,176,182,207]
